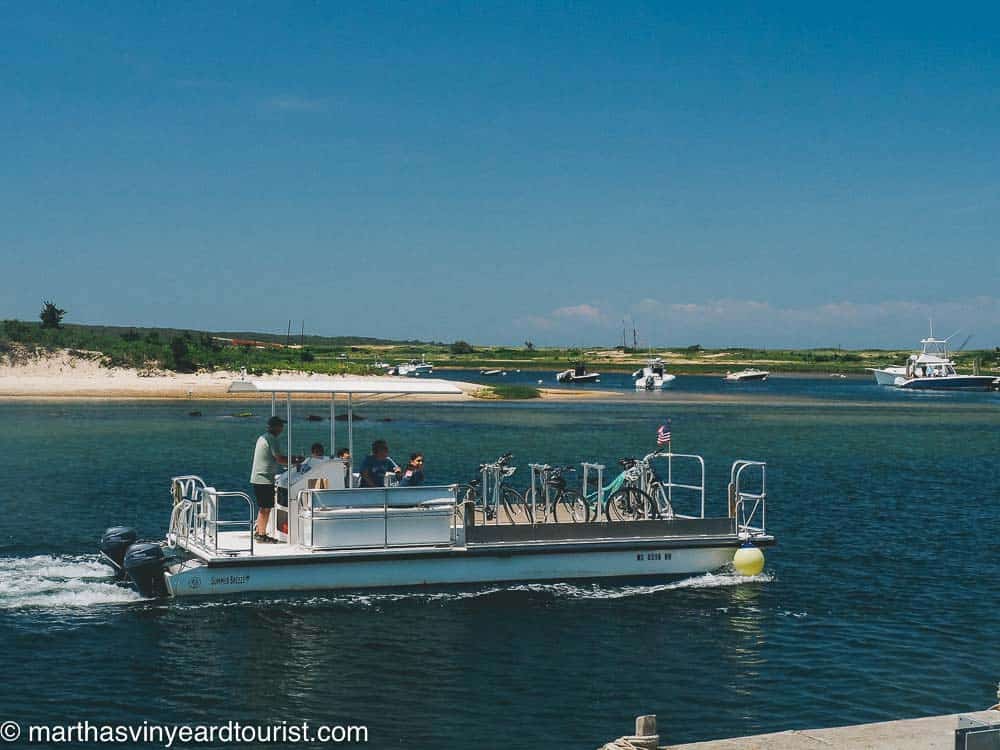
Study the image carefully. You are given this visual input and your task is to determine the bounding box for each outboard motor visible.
[123,542,169,598]
[98,526,138,579]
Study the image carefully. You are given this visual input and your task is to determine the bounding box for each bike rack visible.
[580,462,605,518]
[527,463,551,524]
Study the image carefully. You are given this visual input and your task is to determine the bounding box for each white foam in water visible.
[179,571,772,610]
[0,554,142,610]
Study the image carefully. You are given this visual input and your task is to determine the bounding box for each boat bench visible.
[292,486,458,550]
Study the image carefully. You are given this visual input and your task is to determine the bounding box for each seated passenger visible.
[360,439,402,487]
[400,453,425,487]
[310,442,325,459]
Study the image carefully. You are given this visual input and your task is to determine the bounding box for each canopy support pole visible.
[347,393,354,482]
[330,394,335,458]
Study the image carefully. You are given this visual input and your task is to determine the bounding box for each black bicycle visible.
[531,465,587,523]
[456,452,530,525]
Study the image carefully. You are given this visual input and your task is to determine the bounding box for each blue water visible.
[1,390,998,748]
[435,367,1000,405]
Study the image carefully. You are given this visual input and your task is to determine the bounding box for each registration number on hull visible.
[637,552,672,561]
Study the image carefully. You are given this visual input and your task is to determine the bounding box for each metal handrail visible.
[730,461,767,536]
[168,476,208,548]
[201,489,255,555]
[648,451,706,518]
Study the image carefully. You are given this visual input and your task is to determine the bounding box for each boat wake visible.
[0,554,141,610]
[178,570,772,611]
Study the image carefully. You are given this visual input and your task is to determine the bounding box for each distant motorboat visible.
[373,359,392,370]
[556,363,600,383]
[829,373,847,379]
[632,357,676,390]
[395,357,434,376]
[870,332,999,391]
[725,368,769,382]
[479,369,504,376]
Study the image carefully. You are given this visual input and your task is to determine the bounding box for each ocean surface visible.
[1,375,998,748]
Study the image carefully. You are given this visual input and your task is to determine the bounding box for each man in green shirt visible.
[250,416,296,542]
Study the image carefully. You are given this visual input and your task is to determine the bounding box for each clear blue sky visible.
[2,2,998,348]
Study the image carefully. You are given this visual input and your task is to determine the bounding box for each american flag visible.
[657,421,672,446]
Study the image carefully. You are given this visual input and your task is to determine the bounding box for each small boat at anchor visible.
[633,357,676,390]
[97,377,774,599]
[393,357,434,376]
[725,368,770,382]
[556,363,600,383]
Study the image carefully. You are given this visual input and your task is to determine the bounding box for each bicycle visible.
[605,452,675,521]
[528,465,587,523]
[456,452,529,525]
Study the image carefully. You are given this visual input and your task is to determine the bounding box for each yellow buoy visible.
[733,544,765,576]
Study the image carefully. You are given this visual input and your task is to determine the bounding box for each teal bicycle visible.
[579,453,675,521]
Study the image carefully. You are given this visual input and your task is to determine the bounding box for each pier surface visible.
[662,709,1000,749]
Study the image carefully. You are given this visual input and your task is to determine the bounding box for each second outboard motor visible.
[98,527,138,579]
[123,542,168,598]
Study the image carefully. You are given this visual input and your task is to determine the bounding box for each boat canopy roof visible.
[228,377,462,395]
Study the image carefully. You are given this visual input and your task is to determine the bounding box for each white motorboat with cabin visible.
[633,357,676,390]
[725,368,770,382]
[555,363,600,383]
[98,377,774,599]
[870,334,998,391]
[392,357,434,376]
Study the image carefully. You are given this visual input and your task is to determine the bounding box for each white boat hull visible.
[164,542,742,598]
[871,367,906,386]
[635,374,676,390]
[725,372,768,382]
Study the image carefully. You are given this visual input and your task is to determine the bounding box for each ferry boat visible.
[724,368,770,382]
[555,363,600,383]
[870,335,998,391]
[632,357,676,390]
[98,377,773,599]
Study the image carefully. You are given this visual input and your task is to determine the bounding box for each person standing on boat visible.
[250,416,298,543]
[360,439,402,487]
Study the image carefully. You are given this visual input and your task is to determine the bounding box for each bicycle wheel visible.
[558,488,588,523]
[501,486,529,524]
[606,486,652,521]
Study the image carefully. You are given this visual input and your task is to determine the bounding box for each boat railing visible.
[729,460,767,537]
[648,452,706,518]
[293,485,459,550]
[200,488,255,556]
[168,475,207,550]
[169,476,254,555]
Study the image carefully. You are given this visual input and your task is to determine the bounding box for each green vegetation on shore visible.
[1,317,997,377]
[471,384,541,400]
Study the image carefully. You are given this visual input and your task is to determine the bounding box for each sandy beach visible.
[0,348,625,402]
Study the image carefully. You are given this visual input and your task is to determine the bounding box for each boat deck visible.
[174,514,769,567]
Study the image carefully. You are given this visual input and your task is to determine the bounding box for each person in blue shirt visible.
[400,453,425,486]
[360,439,402,487]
